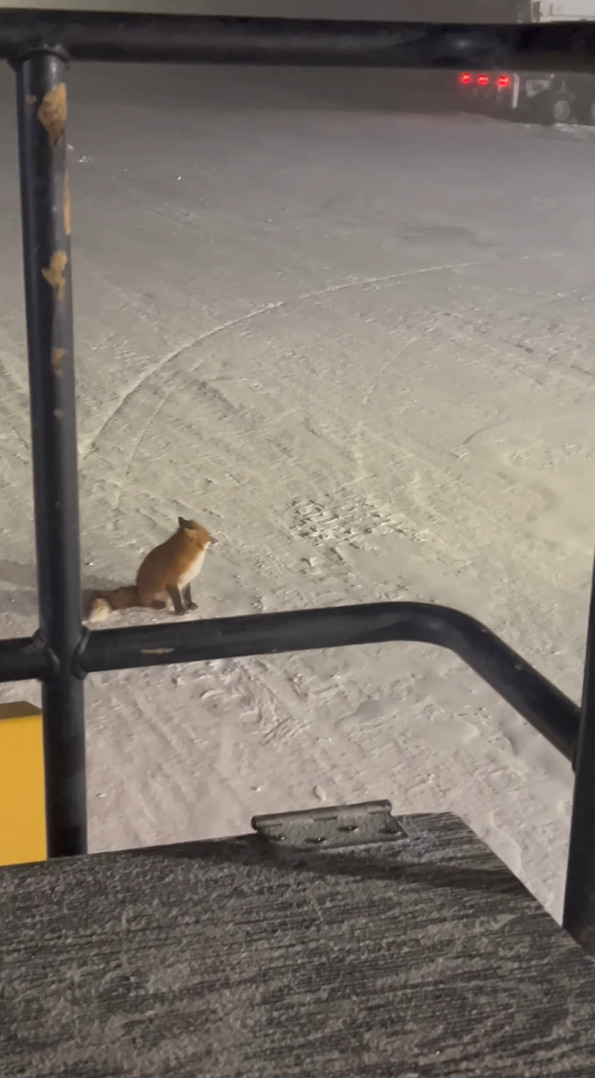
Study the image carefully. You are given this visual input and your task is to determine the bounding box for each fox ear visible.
[178,516,188,529]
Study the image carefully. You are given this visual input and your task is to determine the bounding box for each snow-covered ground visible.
[1,64,595,918]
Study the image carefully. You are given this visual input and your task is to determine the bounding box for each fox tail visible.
[87,585,140,623]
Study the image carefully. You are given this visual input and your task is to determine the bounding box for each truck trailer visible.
[457,0,595,123]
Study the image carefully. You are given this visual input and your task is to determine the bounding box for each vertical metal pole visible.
[563,552,595,952]
[13,47,87,856]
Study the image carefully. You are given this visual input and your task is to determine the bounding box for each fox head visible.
[178,517,216,547]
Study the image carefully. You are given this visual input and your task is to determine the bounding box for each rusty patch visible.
[63,175,71,235]
[37,83,67,147]
[53,409,64,420]
[51,347,65,376]
[41,251,68,299]
[140,648,174,656]
[26,94,37,106]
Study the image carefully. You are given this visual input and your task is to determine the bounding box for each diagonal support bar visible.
[78,601,579,763]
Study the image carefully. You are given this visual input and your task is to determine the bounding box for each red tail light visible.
[497,74,511,88]
[477,74,489,86]
[459,72,472,85]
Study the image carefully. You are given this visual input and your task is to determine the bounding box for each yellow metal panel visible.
[0,702,46,866]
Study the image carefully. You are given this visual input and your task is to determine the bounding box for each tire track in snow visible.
[79,252,557,464]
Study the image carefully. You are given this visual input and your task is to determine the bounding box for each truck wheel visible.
[536,91,575,125]
[548,93,575,125]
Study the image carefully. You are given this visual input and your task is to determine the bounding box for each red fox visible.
[87,517,215,623]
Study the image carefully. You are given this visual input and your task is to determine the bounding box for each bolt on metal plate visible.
[252,799,406,851]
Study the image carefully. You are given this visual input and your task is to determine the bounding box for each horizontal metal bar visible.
[2,11,595,74]
[0,634,51,682]
[79,601,579,762]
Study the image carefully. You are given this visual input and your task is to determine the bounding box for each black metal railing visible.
[0,9,594,952]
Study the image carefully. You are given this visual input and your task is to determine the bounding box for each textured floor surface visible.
[1,812,594,1077]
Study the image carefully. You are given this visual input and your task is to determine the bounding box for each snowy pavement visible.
[1,64,595,917]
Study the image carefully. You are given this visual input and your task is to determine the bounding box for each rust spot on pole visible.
[26,94,37,106]
[63,175,71,236]
[41,251,68,300]
[140,648,174,656]
[51,348,65,376]
[37,83,67,147]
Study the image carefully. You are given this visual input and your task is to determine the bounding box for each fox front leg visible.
[182,584,198,611]
[167,585,186,616]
